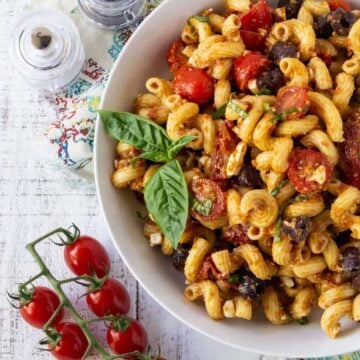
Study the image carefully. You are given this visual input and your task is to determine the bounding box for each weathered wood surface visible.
[0,1,262,359]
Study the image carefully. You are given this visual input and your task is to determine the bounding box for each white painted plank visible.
[0,1,261,359]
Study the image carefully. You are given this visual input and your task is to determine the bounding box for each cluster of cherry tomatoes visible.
[18,235,155,360]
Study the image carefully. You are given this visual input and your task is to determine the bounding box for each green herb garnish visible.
[211,104,227,120]
[229,274,242,283]
[190,15,209,23]
[271,107,298,123]
[274,217,282,243]
[263,102,272,113]
[257,88,272,96]
[99,111,196,249]
[228,100,249,119]
[270,180,287,197]
[297,316,309,325]
[191,198,212,216]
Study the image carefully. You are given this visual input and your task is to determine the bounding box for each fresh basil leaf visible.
[99,110,172,157]
[274,218,282,243]
[270,180,287,197]
[191,15,209,22]
[228,101,249,119]
[167,135,197,159]
[144,160,188,249]
[229,274,241,283]
[191,198,212,216]
[139,151,171,163]
[212,104,227,120]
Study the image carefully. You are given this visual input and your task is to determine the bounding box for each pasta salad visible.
[99,0,360,339]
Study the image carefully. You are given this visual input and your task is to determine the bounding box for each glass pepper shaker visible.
[9,9,85,93]
[77,0,146,29]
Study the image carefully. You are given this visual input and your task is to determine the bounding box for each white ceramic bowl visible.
[95,0,360,357]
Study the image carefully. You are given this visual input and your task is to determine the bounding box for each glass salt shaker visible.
[77,0,146,29]
[9,9,85,93]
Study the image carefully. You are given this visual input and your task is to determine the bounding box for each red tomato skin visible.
[233,52,271,91]
[20,286,64,329]
[50,322,88,360]
[287,149,333,194]
[64,235,110,278]
[275,86,310,118]
[328,0,351,11]
[173,66,214,105]
[210,122,238,180]
[107,318,148,355]
[167,38,187,74]
[240,30,267,52]
[240,0,273,32]
[86,278,130,317]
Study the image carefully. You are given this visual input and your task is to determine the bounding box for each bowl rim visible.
[94,0,360,357]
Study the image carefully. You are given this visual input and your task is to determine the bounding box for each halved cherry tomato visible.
[233,52,271,91]
[167,38,188,74]
[19,286,64,329]
[86,278,130,317]
[173,65,214,105]
[50,322,88,360]
[64,235,110,278]
[287,149,333,194]
[210,122,238,180]
[339,110,360,190]
[240,0,273,32]
[328,0,351,11]
[191,179,226,222]
[107,317,148,356]
[275,86,310,119]
[240,30,267,52]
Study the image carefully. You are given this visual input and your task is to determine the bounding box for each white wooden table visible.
[0,1,263,359]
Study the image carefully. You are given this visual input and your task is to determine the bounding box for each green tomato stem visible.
[24,226,114,360]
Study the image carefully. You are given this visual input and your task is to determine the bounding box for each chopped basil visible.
[270,107,298,124]
[263,102,272,113]
[191,15,209,23]
[274,218,282,243]
[229,274,242,283]
[228,100,249,119]
[270,180,287,197]
[191,198,212,216]
[211,104,227,120]
[257,88,272,96]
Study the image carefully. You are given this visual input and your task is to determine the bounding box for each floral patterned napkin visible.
[25,0,359,357]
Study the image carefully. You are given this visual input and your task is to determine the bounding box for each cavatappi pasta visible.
[109,0,360,339]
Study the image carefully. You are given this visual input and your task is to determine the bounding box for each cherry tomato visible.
[328,0,351,11]
[287,149,333,194]
[86,278,130,317]
[191,179,226,222]
[240,30,267,52]
[64,235,110,278]
[275,86,310,119]
[167,38,188,74]
[210,122,238,180]
[50,322,88,360]
[339,110,360,190]
[240,0,273,32]
[173,65,214,105]
[107,317,148,356]
[233,52,271,91]
[19,286,64,329]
